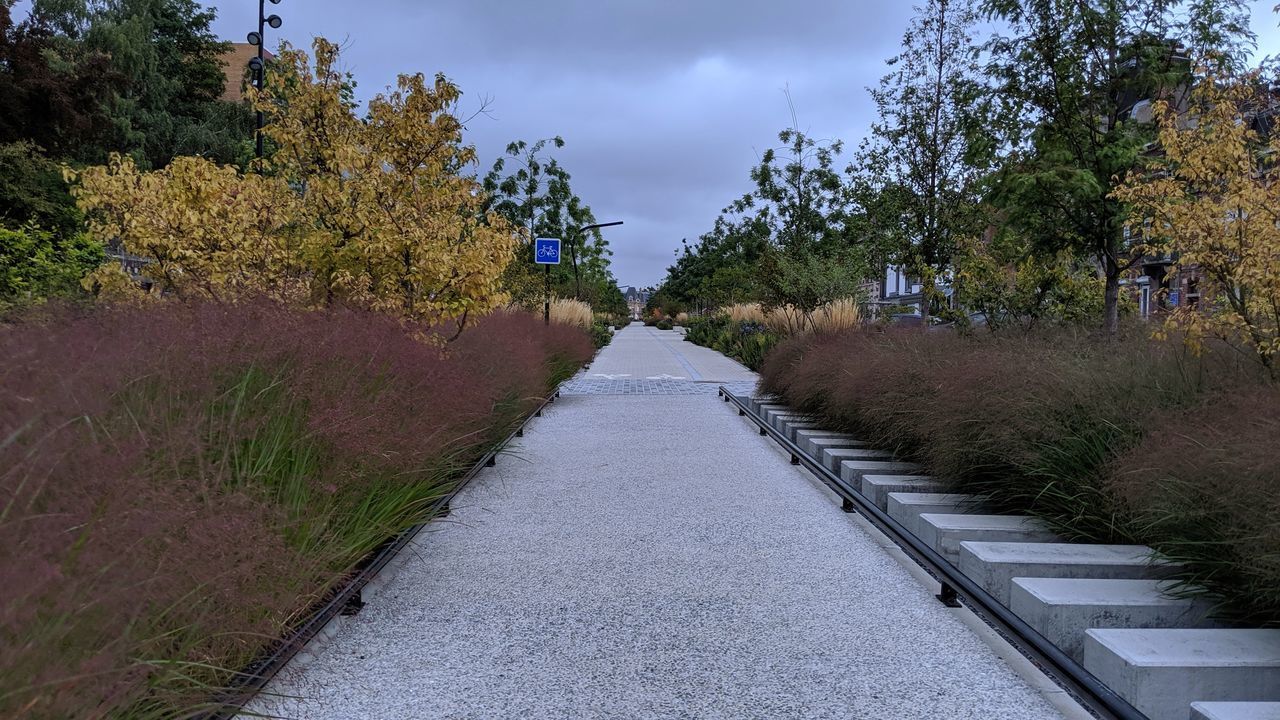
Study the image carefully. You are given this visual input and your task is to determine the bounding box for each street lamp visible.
[544,220,623,325]
[247,0,284,162]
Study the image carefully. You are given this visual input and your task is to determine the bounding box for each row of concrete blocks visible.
[745,396,1280,720]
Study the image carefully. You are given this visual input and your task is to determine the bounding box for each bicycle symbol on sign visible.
[534,238,561,265]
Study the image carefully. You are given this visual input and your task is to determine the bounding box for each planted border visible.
[0,302,593,718]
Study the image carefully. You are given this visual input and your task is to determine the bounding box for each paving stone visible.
[1010,578,1219,662]
[1084,629,1280,720]
[917,514,1057,564]
[886,492,979,538]
[958,542,1174,607]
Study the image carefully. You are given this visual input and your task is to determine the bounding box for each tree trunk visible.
[1103,261,1120,337]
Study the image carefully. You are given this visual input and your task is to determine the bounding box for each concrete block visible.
[856,473,940,510]
[765,411,808,433]
[1192,702,1280,720]
[886,492,978,538]
[805,435,869,458]
[1010,578,1219,663]
[1084,629,1280,720]
[781,421,821,442]
[917,514,1057,564]
[792,429,855,450]
[821,446,893,473]
[958,542,1172,607]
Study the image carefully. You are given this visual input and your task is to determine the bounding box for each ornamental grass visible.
[759,326,1279,625]
[548,298,594,329]
[0,301,592,718]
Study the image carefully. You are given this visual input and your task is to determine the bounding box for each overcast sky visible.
[16,1,1279,286]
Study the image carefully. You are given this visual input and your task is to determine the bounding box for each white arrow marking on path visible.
[646,374,686,380]
[591,373,632,380]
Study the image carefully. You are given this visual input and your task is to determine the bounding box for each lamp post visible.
[247,0,284,162]
[544,220,623,325]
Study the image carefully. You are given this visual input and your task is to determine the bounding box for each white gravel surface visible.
[245,327,1068,720]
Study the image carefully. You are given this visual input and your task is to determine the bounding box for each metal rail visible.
[719,387,1148,720]
[202,390,561,719]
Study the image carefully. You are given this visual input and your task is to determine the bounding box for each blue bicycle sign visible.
[535,237,561,265]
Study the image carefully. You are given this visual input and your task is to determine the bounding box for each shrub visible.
[0,301,592,717]
[656,318,674,330]
[590,320,613,349]
[759,326,1276,623]
[674,312,690,326]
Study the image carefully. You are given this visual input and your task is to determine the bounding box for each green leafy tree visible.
[483,136,622,307]
[0,3,121,156]
[29,0,252,167]
[862,0,992,324]
[982,0,1254,335]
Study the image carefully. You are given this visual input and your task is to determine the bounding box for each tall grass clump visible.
[684,298,866,370]
[759,326,1277,623]
[0,301,592,718]
[722,303,765,324]
[548,298,593,329]
[810,298,862,334]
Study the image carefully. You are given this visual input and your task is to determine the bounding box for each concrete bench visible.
[821,447,893,473]
[886,493,978,538]
[805,435,868,458]
[764,411,808,433]
[957,542,1172,606]
[1084,629,1280,720]
[856,474,941,510]
[780,421,822,442]
[1192,702,1280,720]
[1010,578,1219,662]
[917,514,1057,564]
[792,429,856,450]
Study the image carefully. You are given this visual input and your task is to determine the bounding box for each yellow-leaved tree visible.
[72,37,518,332]
[250,38,518,330]
[1114,74,1280,376]
[72,155,302,303]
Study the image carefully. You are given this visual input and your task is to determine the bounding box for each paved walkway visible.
[247,326,1069,719]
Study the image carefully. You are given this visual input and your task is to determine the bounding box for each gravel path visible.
[246,326,1069,720]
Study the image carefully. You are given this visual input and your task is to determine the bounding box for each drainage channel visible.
[201,390,562,720]
[720,387,1146,720]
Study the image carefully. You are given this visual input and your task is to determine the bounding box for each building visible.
[217,43,274,103]
[622,286,650,319]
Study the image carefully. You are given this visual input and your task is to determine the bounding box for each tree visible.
[1113,74,1280,376]
[0,3,121,157]
[27,0,252,167]
[983,0,1254,335]
[862,0,992,325]
[72,154,301,303]
[72,38,520,334]
[483,137,620,306]
[252,38,518,329]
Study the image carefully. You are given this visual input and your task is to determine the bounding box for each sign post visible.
[535,238,561,325]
